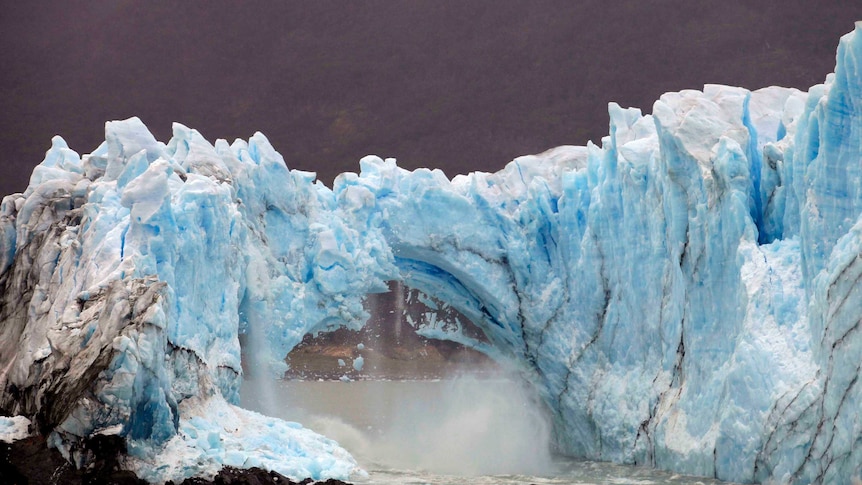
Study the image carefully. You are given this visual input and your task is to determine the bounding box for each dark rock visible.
[1,433,149,484]
[1,434,80,485]
[170,467,352,485]
[80,435,148,485]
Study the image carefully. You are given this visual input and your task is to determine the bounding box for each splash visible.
[242,374,554,477]
[363,375,554,476]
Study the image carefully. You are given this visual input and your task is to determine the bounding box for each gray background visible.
[2,1,860,195]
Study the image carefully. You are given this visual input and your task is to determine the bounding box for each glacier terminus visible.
[2,22,862,485]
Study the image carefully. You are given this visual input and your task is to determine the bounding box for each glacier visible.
[2,22,862,485]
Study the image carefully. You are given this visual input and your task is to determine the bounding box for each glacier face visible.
[2,22,862,485]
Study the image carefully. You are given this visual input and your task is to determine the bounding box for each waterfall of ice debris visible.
[1,21,861,485]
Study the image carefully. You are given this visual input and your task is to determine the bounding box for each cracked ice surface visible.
[2,22,862,485]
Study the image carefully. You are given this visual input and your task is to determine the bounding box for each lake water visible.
[240,376,739,485]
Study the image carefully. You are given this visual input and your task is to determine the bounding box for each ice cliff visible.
[2,22,862,485]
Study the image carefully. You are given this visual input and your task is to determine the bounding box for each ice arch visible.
[2,23,862,484]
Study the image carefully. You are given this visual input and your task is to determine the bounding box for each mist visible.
[241,374,554,477]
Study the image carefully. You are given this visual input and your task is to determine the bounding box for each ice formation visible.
[0,416,32,443]
[1,22,862,485]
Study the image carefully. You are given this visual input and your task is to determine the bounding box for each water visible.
[240,376,738,485]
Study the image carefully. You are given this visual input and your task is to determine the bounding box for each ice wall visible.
[0,122,373,482]
[1,22,861,485]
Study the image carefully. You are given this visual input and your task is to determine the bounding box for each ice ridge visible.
[2,22,862,485]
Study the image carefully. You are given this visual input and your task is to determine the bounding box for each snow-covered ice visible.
[0,416,32,443]
[1,21,861,485]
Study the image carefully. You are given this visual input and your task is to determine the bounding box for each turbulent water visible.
[240,377,738,485]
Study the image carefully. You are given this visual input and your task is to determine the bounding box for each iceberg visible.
[2,21,862,485]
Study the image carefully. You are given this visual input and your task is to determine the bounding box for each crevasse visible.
[1,22,861,485]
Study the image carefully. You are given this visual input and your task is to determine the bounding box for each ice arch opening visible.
[240,276,556,478]
[230,149,573,392]
[233,150,570,474]
[279,281,498,381]
[312,153,567,382]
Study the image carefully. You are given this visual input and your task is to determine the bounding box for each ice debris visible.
[1,21,861,485]
[0,416,32,443]
[124,397,358,483]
